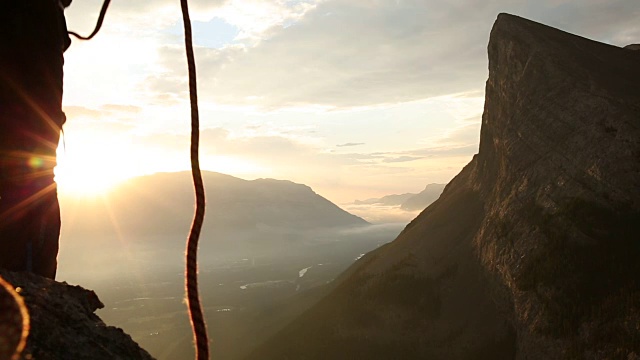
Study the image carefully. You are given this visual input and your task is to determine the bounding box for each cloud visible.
[382,156,423,163]
[214,0,321,42]
[342,203,420,224]
[432,122,481,147]
[336,142,365,147]
[60,0,638,203]
[144,0,639,109]
[524,0,640,44]
[65,0,229,33]
[62,104,142,133]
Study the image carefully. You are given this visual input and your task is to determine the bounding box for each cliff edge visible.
[248,13,640,359]
[0,270,154,360]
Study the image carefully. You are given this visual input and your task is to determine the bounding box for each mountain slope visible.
[248,13,640,359]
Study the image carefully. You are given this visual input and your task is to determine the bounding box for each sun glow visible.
[54,139,135,197]
[54,159,128,197]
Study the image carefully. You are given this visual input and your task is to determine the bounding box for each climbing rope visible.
[179,0,210,359]
[68,0,210,358]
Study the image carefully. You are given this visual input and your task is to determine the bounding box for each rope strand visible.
[180,1,210,359]
[66,1,210,357]
[67,0,111,40]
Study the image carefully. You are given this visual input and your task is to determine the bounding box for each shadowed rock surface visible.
[247,13,640,360]
[0,270,154,360]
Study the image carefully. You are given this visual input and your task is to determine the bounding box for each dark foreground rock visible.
[0,270,154,360]
[248,13,640,360]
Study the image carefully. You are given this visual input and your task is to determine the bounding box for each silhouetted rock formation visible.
[248,13,640,359]
[625,44,640,51]
[0,270,154,360]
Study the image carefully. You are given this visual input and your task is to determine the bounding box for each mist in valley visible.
[55,172,408,359]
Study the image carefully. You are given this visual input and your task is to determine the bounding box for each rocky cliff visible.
[248,13,640,359]
[0,270,154,360]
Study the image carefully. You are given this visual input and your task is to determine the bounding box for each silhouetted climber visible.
[0,0,71,279]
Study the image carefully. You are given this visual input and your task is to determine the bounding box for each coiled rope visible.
[68,0,210,358]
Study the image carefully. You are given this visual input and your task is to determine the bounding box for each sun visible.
[54,141,133,197]
[55,165,124,197]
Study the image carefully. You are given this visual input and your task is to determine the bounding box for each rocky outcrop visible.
[0,270,154,360]
[248,13,640,359]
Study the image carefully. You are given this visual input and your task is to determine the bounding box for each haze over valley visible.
[57,171,406,359]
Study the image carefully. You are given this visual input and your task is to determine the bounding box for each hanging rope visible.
[67,0,111,40]
[68,0,210,358]
[179,0,210,359]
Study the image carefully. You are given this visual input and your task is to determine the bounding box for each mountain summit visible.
[249,13,640,359]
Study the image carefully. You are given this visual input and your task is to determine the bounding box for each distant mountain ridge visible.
[249,13,640,359]
[400,183,446,211]
[353,183,445,211]
[61,171,368,237]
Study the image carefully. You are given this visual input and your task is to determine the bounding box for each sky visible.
[57,0,640,205]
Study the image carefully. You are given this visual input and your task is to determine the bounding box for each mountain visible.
[55,173,396,359]
[248,13,640,359]
[400,183,446,211]
[353,183,445,210]
[58,171,371,278]
[354,193,415,206]
[61,171,368,237]
[0,270,153,360]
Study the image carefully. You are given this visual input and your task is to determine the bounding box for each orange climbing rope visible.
[68,0,210,358]
[179,0,210,359]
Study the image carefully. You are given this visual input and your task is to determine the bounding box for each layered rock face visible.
[249,13,640,359]
[471,13,640,358]
[0,270,154,360]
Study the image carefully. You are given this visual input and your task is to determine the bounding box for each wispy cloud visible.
[382,156,423,163]
[336,142,364,147]
[141,0,639,109]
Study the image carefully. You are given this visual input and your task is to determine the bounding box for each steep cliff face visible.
[470,13,640,358]
[249,13,640,359]
[0,270,154,360]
